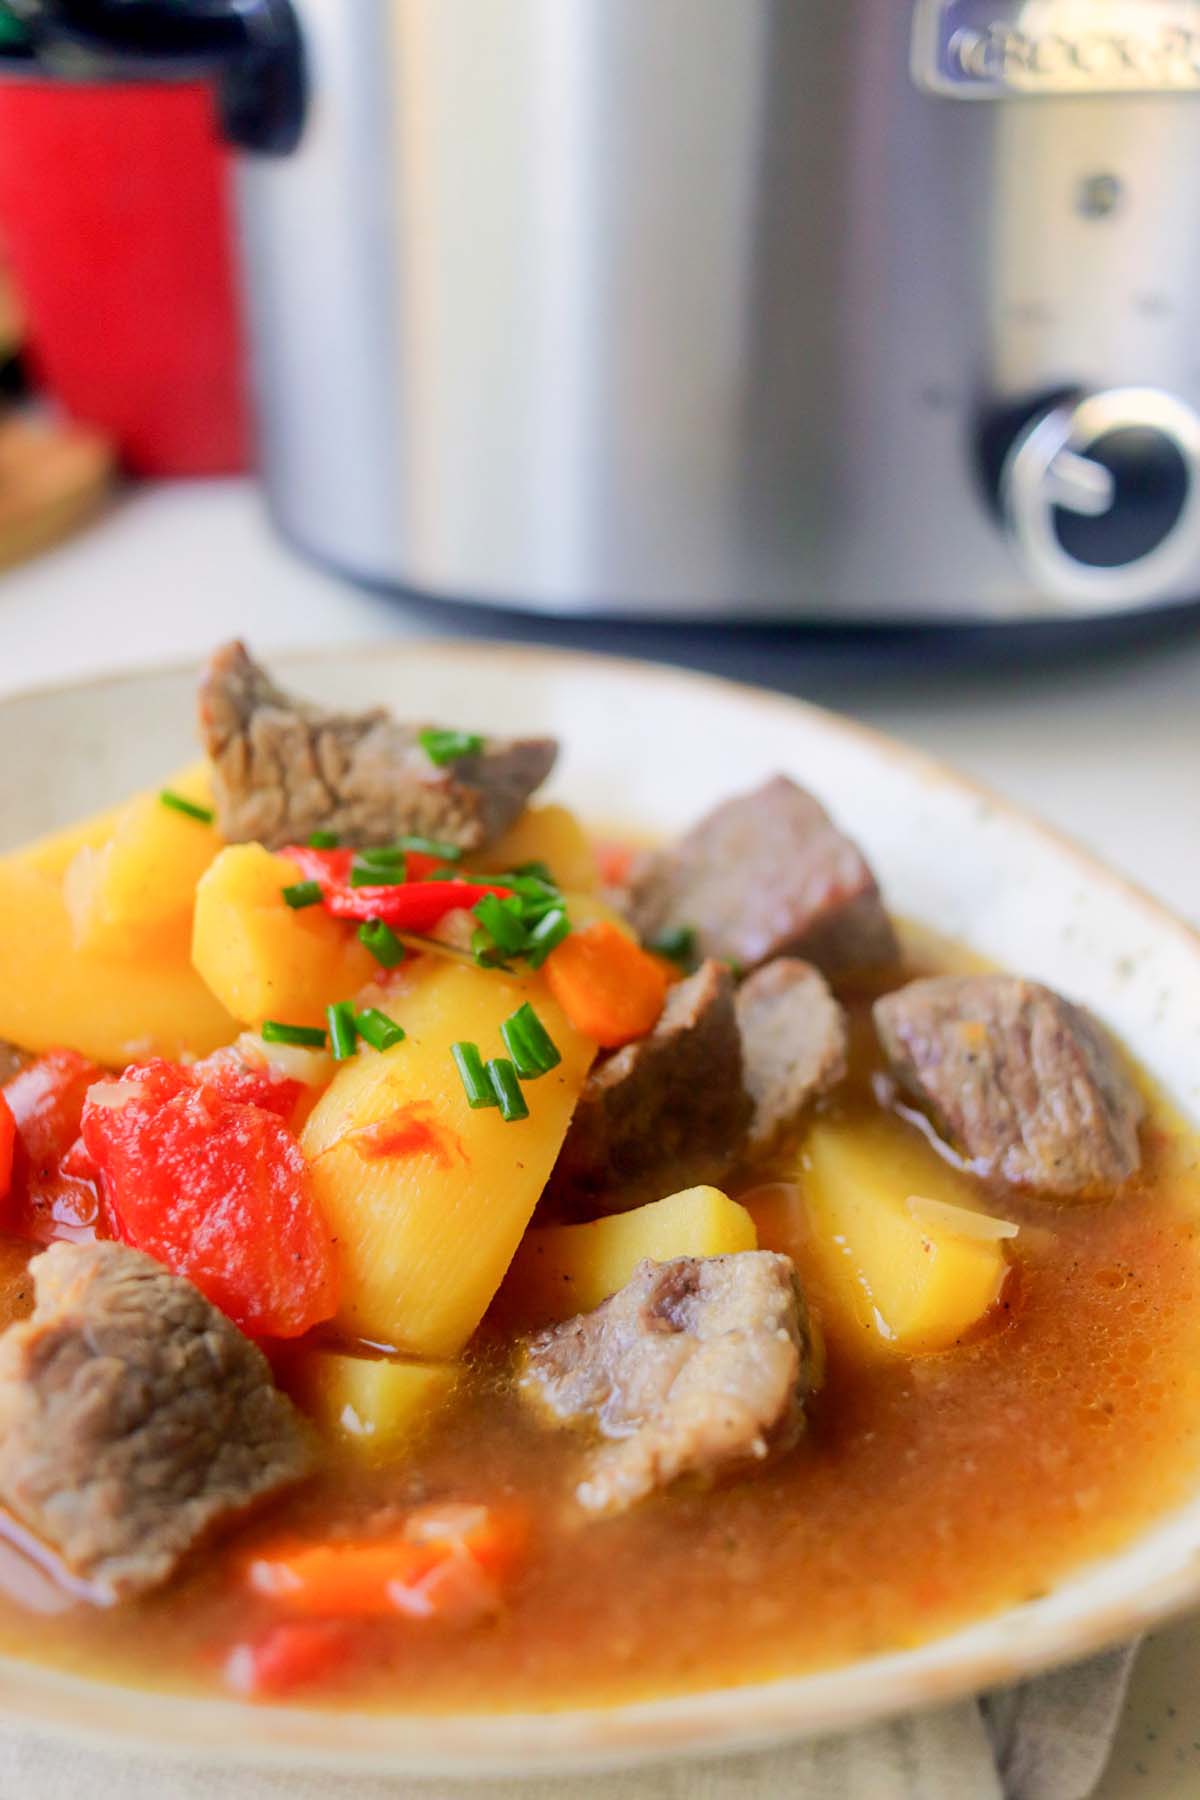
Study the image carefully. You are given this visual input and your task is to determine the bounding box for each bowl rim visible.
[1,635,1199,1777]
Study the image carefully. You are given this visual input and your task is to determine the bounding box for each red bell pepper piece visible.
[280,845,440,887]
[223,1620,357,1700]
[281,845,512,933]
[81,1057,338,1339]
[280,845,357,887]
[322,880,513,929]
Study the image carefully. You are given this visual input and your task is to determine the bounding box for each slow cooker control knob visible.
[1000,387,1200,610]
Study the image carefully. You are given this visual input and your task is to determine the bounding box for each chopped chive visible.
[350,858,407,887]
[355,1007,406,1052]
[488,875,557,910]
[486,1057,530,1122]
[524,906,571,969]
[160,789,214,825]
[326,1000,358,1061]
[474,892,529,954]
[356,844,407,869]
[506,874,559,903]
[648,924,696,965]
[421,868,457,882]
[512,891,561,925]
[397,835,464,862]
[452,1041,497,1108]
[470,927,511,971]
[281,879,323,910]
[308,829,339,848]
[419,727,484,767]
[503,1001,561,1077]
[514,859,554,883]
[500,1014,541,1079]
[261,1019,327,1048]
[357,919,405,968]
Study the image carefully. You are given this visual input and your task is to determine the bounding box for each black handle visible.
[0,0,305,152]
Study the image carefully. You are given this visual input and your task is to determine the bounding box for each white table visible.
[3,476,1200,1797]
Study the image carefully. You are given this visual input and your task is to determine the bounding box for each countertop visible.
[2,476,1200,1795]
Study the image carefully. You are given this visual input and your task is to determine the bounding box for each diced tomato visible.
[223,1619,356,1700]
[594,840,638,888]
[0,1095,15,1207]
[247,1504,526,1625]
[353,1106,463,1167]
[190,1047,303,1123]
[280,844,512,934]
[81,1059,338,1339]
[403,1502,527,1580]
[387,1544,502,1626]
[2,1049,108,1244]
[4,1049,102,1178]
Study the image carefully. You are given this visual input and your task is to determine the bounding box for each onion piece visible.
[236,1032,333,1088]
[83,1078,141,1112]
[906,1194,1019,1241]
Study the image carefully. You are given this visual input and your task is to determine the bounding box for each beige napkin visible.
[0,1645,1134,1800]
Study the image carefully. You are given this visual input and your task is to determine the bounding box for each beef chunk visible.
[0,1242,312,1601]
[736,958,847,1153]
[624,776,897,980]
[545,960,751,1214]
[522,1252,814,1514]
[199,640,557,852]
[874,974,1144,1198]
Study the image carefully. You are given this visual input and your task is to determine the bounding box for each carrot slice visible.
[248,1538,439,1617]
[543,922,668,1049]
[246,1505,527,1623]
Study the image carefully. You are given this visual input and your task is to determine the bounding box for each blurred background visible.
[0,0,1197,936]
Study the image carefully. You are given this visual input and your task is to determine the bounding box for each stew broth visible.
[0,950,1198,1710]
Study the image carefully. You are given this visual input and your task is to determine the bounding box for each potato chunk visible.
[746,1116,1009,1358]
[64,762,220,958]
[6,760,209,881]
[479,804,598,893]
[0,858,237,1063]
[192,844,375,1029]
[300,960,595,1356]
[502,1186,757,1324]
[296,1350,458,1452]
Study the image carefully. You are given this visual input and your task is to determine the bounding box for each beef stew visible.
[0,644,1194,1712]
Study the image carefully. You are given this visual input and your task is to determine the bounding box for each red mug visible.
[0,80,250,474]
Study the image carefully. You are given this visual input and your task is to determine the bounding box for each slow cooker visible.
[8,0,1200,623]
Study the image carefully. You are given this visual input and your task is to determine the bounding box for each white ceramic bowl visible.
[1,641,1199,1778]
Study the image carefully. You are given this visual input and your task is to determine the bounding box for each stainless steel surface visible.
[234,0,1200,620]
[1001,387,1200,608]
